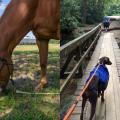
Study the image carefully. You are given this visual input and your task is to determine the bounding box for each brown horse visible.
[0,0,60,92]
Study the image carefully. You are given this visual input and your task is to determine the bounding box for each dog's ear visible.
[99,57,105,64]
[99,57,112,65]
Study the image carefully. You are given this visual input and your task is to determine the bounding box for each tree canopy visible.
[61,0,120,34]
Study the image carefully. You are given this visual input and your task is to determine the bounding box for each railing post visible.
[77,47,83,77]
[60,51,74,78]
[78,64,83,77]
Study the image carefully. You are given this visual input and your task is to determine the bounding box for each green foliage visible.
[61,0,119,34]
[105,2,120,15]
[61,0,104,33]
[86,0,104,23]
[61,0,81,33]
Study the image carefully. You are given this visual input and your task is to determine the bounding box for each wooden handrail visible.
[60,23,101,57]
[60,24,102,93]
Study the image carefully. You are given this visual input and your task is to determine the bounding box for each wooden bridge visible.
[60,22,120,120]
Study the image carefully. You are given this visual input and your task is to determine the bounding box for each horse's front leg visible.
[35,39,49,91]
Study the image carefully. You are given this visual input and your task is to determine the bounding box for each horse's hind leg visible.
[35,38,49,91]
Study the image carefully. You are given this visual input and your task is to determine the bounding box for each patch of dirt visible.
[6,51,59,92]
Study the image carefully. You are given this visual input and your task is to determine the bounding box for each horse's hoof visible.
[35,80,48,92]
[35,84,43,92]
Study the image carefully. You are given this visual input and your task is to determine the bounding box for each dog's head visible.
[99,57,112,65]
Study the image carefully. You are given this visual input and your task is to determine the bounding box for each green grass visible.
[0,40,60,120]
[0,93,59,120]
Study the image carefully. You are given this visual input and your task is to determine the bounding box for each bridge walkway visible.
[70,32,120,120]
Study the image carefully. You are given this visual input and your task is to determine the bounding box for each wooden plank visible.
[95,99,106,120]
[112,36,120,120]
[70,32,120,120]
[70,114,80,120]
[73,106,81,114]
[76,101,82,107]
[98,33,116,120]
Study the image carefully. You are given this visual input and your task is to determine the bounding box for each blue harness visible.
[86,64,109,91]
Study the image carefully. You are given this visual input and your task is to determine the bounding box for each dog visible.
[80,57,112,120]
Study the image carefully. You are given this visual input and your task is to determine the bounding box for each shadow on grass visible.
[0,43,60,120]
[12,53,59,92]
[0,75,59,120]
[0,57,60,120]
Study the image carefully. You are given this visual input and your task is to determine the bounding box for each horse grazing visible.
[0,0,60,92]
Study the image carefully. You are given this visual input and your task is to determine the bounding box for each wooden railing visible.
[60,24,102,93]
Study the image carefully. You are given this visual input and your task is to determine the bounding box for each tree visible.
[81,0,88,23]
[61,0,119,38]
[104,0,120,15]
[61,0,81,33]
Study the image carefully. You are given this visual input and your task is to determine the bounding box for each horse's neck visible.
[0,23,28,57]
[0,0,36,56]
[0,28,10,55]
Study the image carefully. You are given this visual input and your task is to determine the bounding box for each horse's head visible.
[0,54,13,93]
